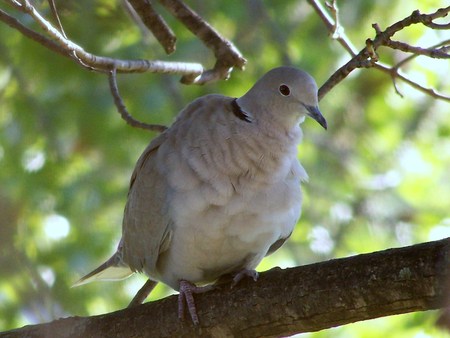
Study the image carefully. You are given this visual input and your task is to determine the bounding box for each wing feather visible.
[121,132,173,277]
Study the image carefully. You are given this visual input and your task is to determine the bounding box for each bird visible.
[74,66,327,325]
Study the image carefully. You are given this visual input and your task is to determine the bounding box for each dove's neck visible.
[236,96,303,137]
[231,98,253,123]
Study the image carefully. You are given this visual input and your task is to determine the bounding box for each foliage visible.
[0,0,449,336]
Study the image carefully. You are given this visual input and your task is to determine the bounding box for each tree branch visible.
[2,238,449,337]
[108,68,168,132]
[393,38,450,70]
[1,0,248,83]
[47,0,67,39]
[157,0,247,84]
[308,0,358,56]
[0,8,70,58]
[308,1,450,102]
[127,0,177,54]
[2,0,204,76]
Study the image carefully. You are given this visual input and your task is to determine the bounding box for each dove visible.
[74,66,327,325]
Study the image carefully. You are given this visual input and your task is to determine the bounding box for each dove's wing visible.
[120,131,174,278]
[72,132,173,286]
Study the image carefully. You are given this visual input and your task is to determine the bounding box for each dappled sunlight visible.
[37,266,56,287]
[22,148,46,172]
[398,143,433,176]
[429,219,450,241]
[330,202,353,223]
[43,214,70,240]
[364,170,402,190]
[308,226,335,255]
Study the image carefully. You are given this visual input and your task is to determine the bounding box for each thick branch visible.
[2,238,449,338]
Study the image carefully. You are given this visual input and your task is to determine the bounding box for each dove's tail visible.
[72,252,134,287]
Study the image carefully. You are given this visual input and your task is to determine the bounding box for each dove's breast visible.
[152,95,306,289]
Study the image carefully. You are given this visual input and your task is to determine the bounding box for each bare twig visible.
[412,7,450,28]
[424,21,450,30]
[309,0,450,102]
[127,279,158,308]
[47,0,66,38]
[0,8,69,57]
[46,0,92,69]
[2,0,249,131]
[3,0,204,76]
[369,15,450,59]
[307,0,358,56]
[394,38,450,69]
[127,0,176,54]
[374,63,450,101]
[158,0,246,67]
[382,38,450,59]
[325,0,342,40]
[3,0,247,84]
[318,50,373,100]
[158,0,247,84]
[108,68,168,132]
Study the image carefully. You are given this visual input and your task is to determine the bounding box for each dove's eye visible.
[278,84,291,96]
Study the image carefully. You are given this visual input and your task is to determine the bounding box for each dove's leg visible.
[178,280,214,325]
[231,269,259,288]
[128,279,158,308]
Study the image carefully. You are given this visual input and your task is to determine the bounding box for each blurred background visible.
[0,0,449,336]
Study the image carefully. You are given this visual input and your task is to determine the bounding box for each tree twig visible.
[0,8,70,58]
[374,63,450,101]
[394,38,450,69]
[108,68,168,132]
[127,0,176,54]
[382,37,450,59]
[3,0,248,84]
[158,0,247,84]
[308,0,450,102]
[307,0,358,56]
[46,0,93,69]
[127,279,158,308]
[3,0,203,79]
[47,0,66,38]
[325,0,342,40]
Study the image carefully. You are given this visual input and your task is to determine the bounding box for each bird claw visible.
[231,269,259,288]
[178,280,214,325]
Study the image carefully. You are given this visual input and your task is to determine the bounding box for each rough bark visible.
[2,238,449,338]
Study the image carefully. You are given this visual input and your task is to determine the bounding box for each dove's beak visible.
[305,105,327,130]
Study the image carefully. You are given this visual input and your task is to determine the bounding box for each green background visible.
[1,0,449,336]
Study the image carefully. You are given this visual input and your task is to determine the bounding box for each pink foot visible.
[178,280,214,325]
[231,269,259,288]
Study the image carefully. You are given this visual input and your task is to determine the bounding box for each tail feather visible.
[72,253,133,287]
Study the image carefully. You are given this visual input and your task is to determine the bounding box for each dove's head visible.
[237,66,327,130]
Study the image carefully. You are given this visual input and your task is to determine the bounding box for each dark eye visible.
[279,84,290,96]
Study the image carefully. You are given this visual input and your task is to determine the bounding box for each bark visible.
[1,238,449,338]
